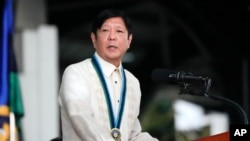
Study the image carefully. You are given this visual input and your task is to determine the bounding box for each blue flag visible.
[0,0,24,140]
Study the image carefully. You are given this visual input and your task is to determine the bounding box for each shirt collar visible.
[94,52,122,78]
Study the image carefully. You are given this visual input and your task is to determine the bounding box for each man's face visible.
[91,17,132,65]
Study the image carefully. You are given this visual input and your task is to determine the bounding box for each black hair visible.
[91,9,133,37]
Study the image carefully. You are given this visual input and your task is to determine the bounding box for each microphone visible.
[151,68,249,125]
[151,68,205,83]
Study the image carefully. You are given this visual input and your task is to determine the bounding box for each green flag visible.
[0,0,24,140]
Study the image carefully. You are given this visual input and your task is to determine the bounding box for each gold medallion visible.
[111,128,121,141]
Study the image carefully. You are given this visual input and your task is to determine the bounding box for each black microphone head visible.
[151,68,177,83]
[151,68,206,85]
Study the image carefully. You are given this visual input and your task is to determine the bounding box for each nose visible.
[109,30,116,40]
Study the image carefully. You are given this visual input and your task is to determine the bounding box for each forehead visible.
[102,17,126,27]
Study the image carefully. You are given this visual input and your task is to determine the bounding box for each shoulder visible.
[63,58,92,75]
[124,69,140,85]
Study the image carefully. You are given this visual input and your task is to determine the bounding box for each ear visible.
[91,32,96,48]
[128,34,133,47]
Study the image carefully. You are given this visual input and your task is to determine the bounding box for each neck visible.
[95,53,121,67]
[109,60,120,68]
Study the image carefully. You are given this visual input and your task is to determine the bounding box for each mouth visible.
[108,45,118,49]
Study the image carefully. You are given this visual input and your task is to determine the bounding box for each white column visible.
[19,25,59,141]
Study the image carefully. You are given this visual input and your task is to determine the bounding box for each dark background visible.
[45,0,249,125]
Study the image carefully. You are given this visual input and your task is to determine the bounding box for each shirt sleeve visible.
[59,64,114,141]
[128,115,159,141]
[128,75,159,141]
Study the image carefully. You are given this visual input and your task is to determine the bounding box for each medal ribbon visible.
[91,55,126,129]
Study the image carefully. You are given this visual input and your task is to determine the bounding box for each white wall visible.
[18,25,59,141]
[14,1,60,140]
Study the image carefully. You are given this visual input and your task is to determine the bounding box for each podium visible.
[193,131,229,141]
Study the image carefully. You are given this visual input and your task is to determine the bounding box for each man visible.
[58,9,159,141]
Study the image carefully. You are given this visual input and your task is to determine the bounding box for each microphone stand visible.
[178,77,249,125]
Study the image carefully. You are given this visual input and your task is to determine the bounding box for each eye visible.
[117,30,124,33]
[101,29,108,32]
